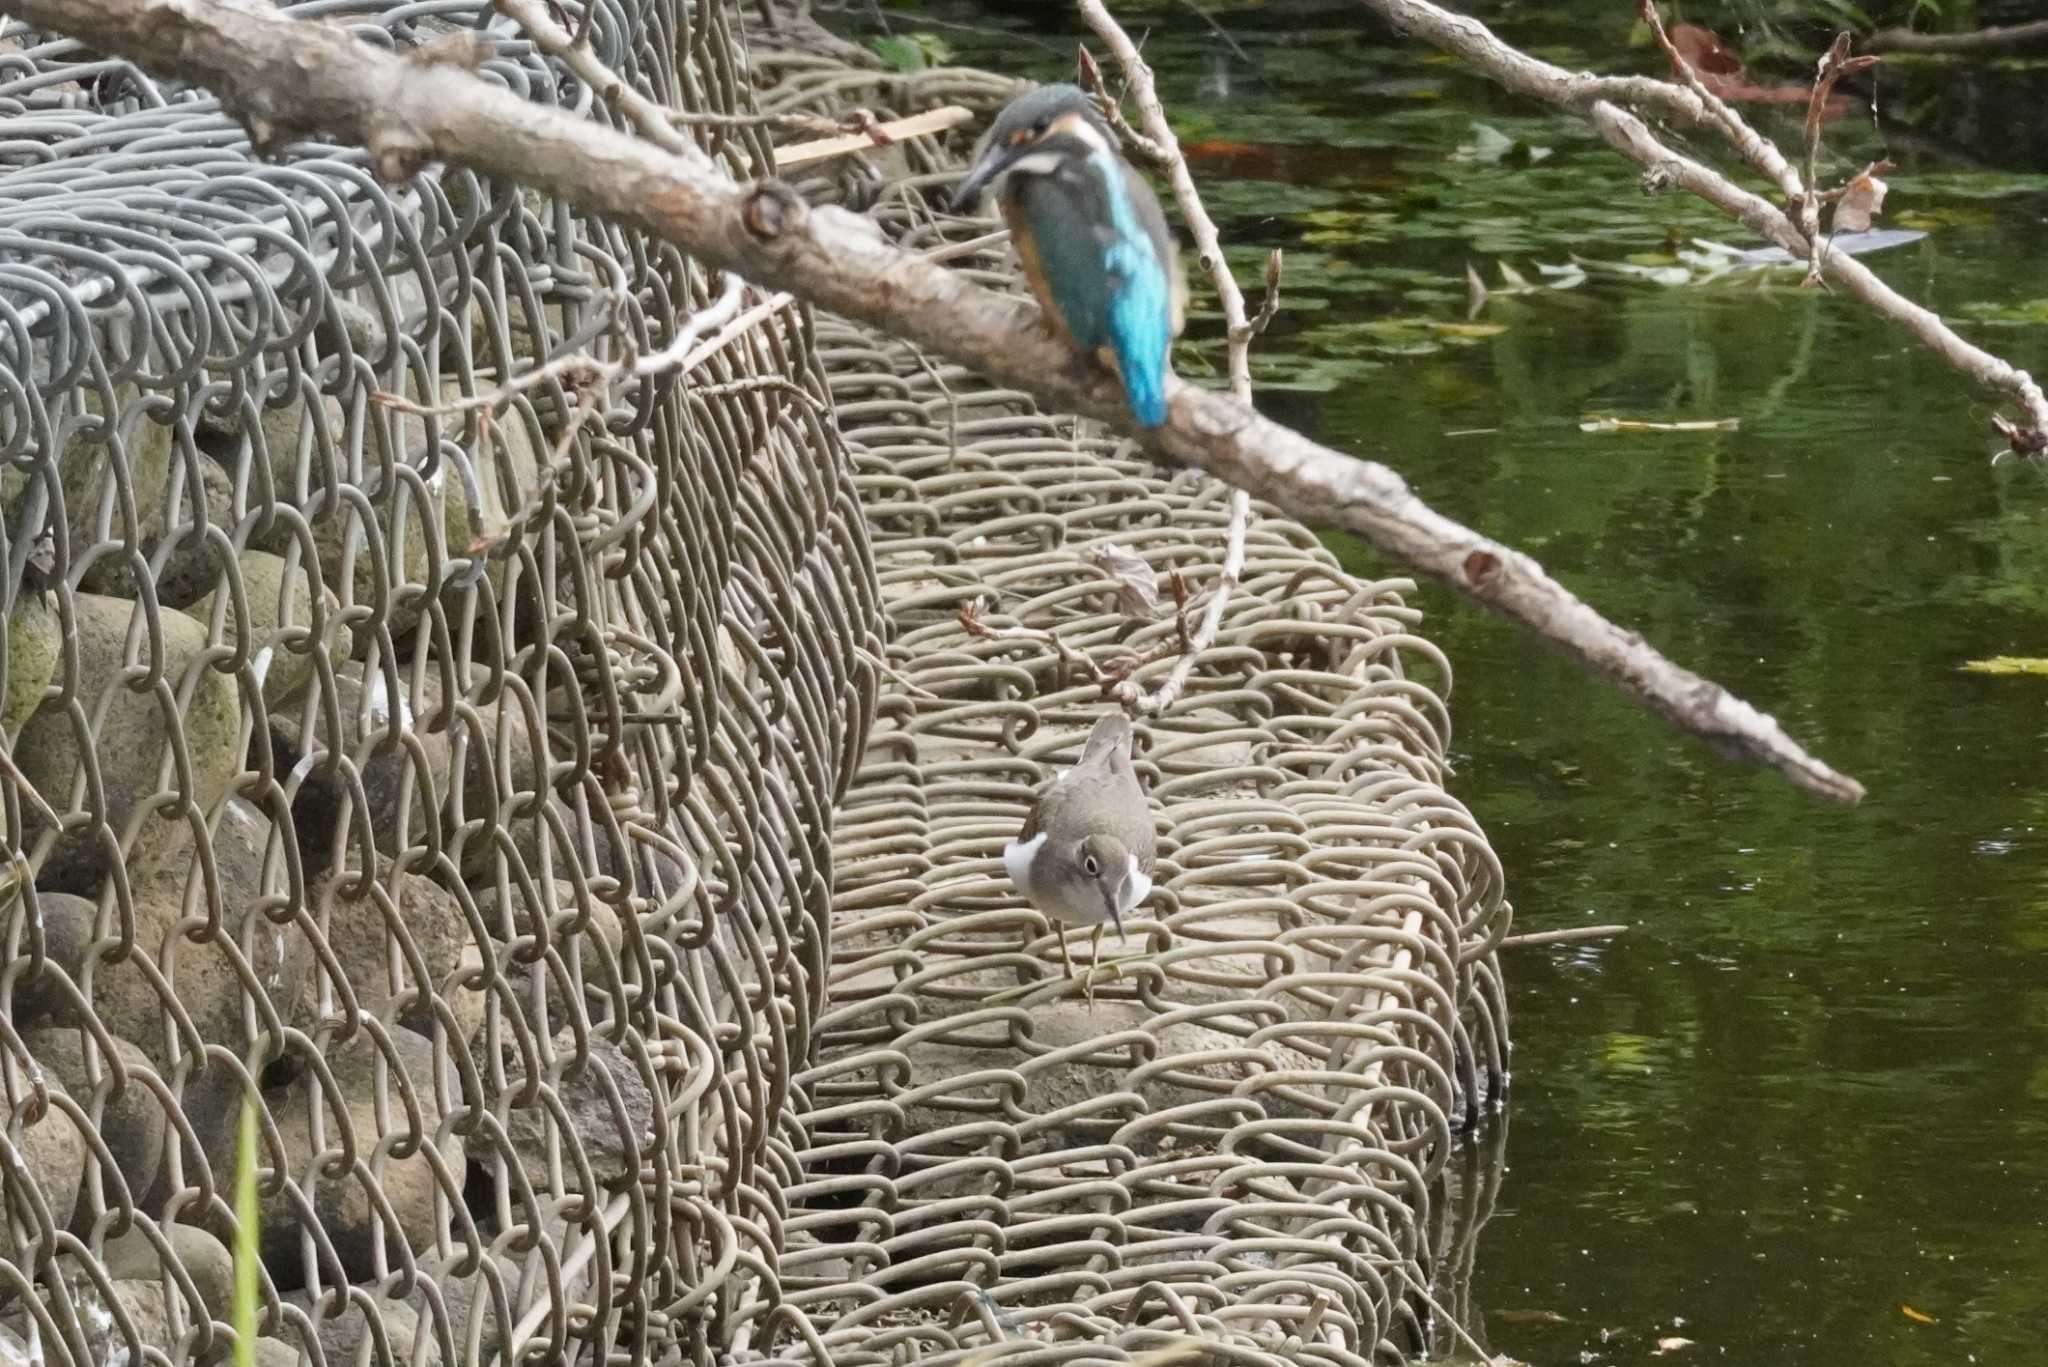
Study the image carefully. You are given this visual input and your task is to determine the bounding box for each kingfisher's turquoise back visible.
[1009,153,1175,427]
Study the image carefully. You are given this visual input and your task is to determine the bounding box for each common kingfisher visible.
[951,83,1183,428]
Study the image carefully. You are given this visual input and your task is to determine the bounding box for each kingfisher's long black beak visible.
[950,147,1017,213]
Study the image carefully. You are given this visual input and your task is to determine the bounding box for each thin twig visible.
[1798,32,1879,286]
[1077,0,1262,720]
[1498,924,1629,948]
[1391,1262,1493,1364]
[774,105,975,169]
[373,271,750,420]
[1863,18,2048,56]
[1074,46,1171,171]
[1243,248,1283,340]
[1637,0,1802,207]
[496,0,715,170]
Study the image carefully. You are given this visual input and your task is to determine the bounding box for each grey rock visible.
[98,1222,234,1324]
[261,1025,464,1286]
[22,1029,165,1230]
[2,595,58,737]
[284,1285,440,1367]
[49,391,235,605]
[188,549,345,711]
[14,594,243,892]
[269,660,452,873]
[476,1027,652,1196]
[0,1071,81,1266]
[13,873,306,1213]
[300,869,484,1047]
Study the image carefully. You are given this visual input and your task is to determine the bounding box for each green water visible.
[849,1,2048,1360]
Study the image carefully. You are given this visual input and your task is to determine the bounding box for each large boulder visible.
[259,1024,464,1286]
[188,549,346,712]
[2,595,58,736]
[13,594,242,892]
[12,871,307,1210]
[22,1029,165,1231]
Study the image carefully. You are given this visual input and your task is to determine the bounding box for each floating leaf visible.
[1580,416,1740,433]
[1958,657,2048,676]
[1957,299,2048,327]
[1454,122,1552,165]
[1494,1309,1569,1326]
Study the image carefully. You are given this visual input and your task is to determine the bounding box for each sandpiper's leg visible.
[1082,924,1109,1005]
[1057,925,1074,980]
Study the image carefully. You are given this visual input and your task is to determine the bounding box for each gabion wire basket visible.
[0,2,1509,1364]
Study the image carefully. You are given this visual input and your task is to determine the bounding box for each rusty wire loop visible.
[0,0,1506,1363]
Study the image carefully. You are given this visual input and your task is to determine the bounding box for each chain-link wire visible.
[747,28,1513,1367]
[0,1,887,1362]
[0,1,1506,1363]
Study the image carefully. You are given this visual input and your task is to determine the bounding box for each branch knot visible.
[741,180,805,241]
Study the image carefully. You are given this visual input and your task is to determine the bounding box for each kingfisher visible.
[950,83,1183,428]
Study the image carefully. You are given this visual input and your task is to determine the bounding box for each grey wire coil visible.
[0,1,1507,1363]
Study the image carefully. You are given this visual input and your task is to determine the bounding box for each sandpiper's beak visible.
[1104,887,1125,940]
[950,144,1020,213]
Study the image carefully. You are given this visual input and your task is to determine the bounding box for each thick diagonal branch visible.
[14,0,1862,803]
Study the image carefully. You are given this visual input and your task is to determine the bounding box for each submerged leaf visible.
[1958,657,2048,676]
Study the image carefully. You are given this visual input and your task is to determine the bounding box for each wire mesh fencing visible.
[0,1,1508,1364]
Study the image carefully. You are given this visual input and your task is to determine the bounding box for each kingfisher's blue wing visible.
[1012,152,1176,426]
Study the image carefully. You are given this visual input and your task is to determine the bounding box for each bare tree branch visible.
[1358,0,2048,450]
[1864,19,2048,56]
[13,0,1865,802]
[1075,0,1254,721]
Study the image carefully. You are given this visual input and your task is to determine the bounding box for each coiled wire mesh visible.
[0,0,1507,1363]
[750,28,1513,1367]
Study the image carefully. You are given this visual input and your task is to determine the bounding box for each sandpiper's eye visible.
[1083,855,1099,876]
[1033,117,1051,136]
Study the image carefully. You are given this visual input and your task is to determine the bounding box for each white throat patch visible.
[1003,831,1048,896]
[1121,853,1153,913]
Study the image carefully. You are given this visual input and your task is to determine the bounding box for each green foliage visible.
[233,1096,259,1367]
[870,31,954,72]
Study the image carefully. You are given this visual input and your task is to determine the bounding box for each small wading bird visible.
[950,83,1183,428]
[1003,714,1158,995]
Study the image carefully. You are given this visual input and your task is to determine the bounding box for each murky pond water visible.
[840,1,2048,1360]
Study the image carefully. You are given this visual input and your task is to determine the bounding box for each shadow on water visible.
[838,0,2048,1360]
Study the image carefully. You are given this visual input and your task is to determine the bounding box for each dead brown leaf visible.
[1832,173,1888,233]
[1086,541,1163,620]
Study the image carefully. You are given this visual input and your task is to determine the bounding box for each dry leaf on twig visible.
[1832,173,1888,233]
[1085,541,1163,620]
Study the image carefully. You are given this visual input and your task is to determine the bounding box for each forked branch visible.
[1357,0,2048,451]
[1076,0,1276,720]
